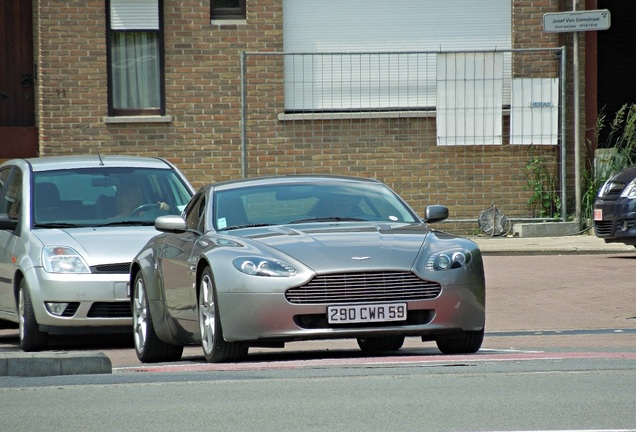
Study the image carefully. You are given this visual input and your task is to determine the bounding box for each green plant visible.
[582,103,636,222]
[524,151,561,219]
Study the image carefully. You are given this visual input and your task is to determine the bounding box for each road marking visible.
[487,328,636,337]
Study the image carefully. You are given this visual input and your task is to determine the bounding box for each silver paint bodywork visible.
[0,155,194,334]
[132,176,485,349]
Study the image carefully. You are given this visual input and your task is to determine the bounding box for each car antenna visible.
[97,152,104,166]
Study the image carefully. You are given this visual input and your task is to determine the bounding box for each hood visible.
[32,226,158,266]
[239,223,432,273]
[612,164,636,184]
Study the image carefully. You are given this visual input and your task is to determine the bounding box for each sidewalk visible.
[470,233,636,256]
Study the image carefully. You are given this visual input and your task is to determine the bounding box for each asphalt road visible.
[1,354,636,432]
[1,253,635,369]
[2,253,636,431]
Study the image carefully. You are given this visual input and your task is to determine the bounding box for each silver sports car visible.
[131,175,486,363]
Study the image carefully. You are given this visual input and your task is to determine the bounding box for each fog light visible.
[46,302,69,316]
[621,221,629,231]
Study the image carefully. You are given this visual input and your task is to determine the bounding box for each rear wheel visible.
[198,267,248,363]
[132,272,183,363]
[18,279,48,352]
[357,336,405,352]
[436,329,484,354]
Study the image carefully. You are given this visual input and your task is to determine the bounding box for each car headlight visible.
[42,246,91,273]
[233,257,298,277]
[620,178,636,199]
[425,249,471,271]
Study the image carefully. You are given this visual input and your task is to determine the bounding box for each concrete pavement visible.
[1,233,634,378]
[471,233,636,256]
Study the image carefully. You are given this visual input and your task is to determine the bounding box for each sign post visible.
[543,9,611,225]
[543,9,611,33]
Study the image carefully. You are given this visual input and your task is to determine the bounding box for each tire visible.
[198,267,248,363]
[357,336,405,352]
[18,279,48,352]
[436,329,484,354]
[132,272,183,363]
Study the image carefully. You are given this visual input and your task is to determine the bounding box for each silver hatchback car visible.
[0,155,194,351]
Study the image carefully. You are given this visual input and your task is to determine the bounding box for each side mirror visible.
[154,215,188,233]
[0,214,18,231]
[424,205,449,223]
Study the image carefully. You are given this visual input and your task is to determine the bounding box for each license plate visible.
[593,208,603,221]
[327,303,407,324]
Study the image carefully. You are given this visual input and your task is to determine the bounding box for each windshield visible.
[214,181,418,231]
[32,167,192,227]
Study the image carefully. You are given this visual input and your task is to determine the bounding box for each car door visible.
[0,165,22,317]
[161,193,205,324]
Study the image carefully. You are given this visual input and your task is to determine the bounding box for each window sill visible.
[210,19,247,27]
[277,109,511,122]
[278,110,437,122]
[103,115,173,124]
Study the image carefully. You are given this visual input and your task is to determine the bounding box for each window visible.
[282,0,511,112]
[0,167,22,221]
[184,193,206,231]
[211,0,246,20]
[107,0,165,116]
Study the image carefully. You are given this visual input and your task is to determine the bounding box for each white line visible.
[480,348,545,354]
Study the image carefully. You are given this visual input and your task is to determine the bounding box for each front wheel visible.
[198,267,248,363]
[132,272,183,363]
[436,329,484,354]
[357,336,405,352]
[18,279,48,352]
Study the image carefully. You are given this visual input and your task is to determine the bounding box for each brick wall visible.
[35,0,575,234]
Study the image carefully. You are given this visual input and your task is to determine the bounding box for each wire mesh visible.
[241,48,565,233]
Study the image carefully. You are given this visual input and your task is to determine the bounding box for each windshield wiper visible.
[33,222,83,228]
[95,220,155,227]
[220,223,274,231]
[288,216,366,224]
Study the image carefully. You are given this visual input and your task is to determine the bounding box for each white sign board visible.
[543,9,610,33]
[510,78,559,145]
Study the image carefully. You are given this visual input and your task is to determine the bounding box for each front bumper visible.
[594,198,636,244]
[217,282,485,343]
[25,267,132,331]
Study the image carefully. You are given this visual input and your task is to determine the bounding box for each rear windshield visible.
[32,167,192,226]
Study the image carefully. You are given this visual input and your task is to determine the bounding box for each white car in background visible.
[0,155,194,351]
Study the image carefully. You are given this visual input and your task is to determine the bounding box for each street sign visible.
[543,9,611,33]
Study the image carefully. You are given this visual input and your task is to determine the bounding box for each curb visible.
[0,351,112,377]
[470,235,636,256]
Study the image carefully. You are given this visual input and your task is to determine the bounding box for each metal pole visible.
[560,46,568,221]
[240,51,248,178]
[573,1,582,225]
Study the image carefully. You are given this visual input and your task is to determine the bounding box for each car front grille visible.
[594,221,613,236]
[286,271,442,304]
[90,263,131,274]
[87,302,132,318]
[58,302,80,317]
[599,182,624,200]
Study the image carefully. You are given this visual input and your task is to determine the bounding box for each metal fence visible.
[240,48,567,234]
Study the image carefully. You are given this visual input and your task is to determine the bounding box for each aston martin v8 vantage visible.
[130,175,486,363]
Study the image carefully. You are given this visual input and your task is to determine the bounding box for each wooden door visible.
[0,0,38,159]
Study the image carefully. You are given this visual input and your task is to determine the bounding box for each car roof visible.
[209,174,383,191]
[1,155,174,173]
